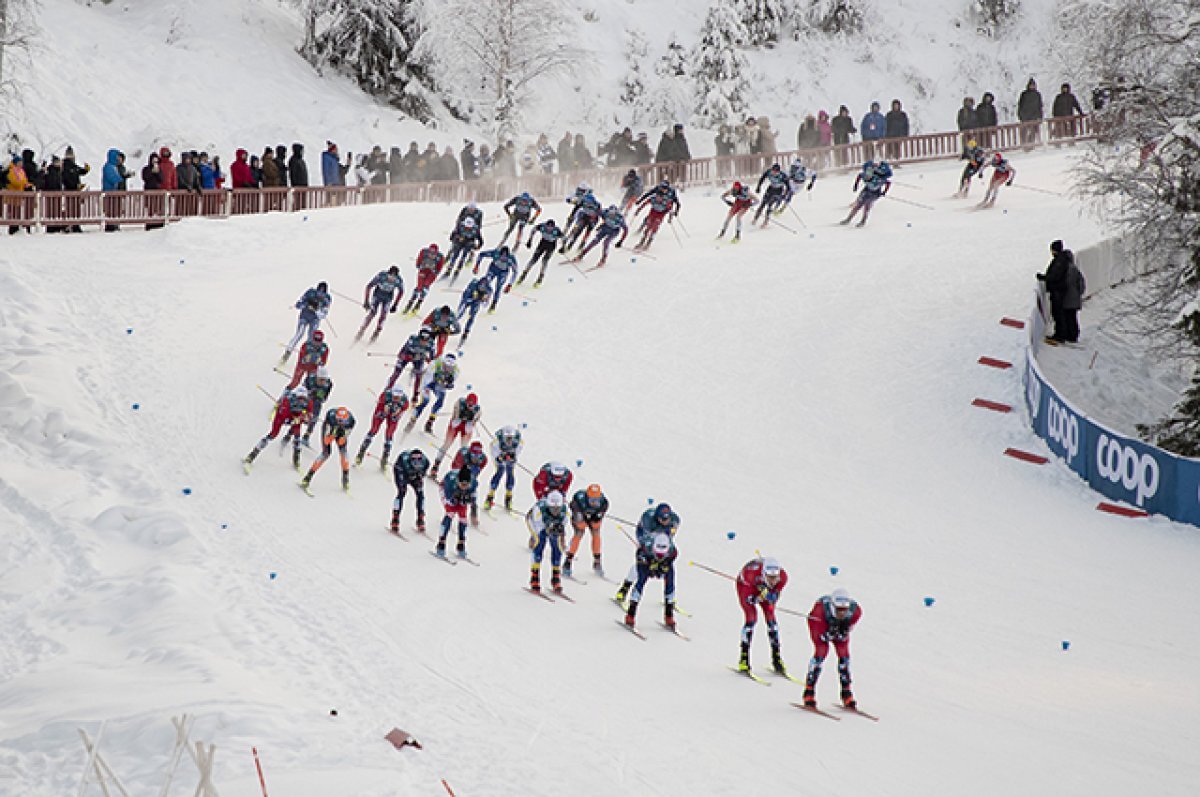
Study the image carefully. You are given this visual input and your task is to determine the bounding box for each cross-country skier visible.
[563,182,590,232]
[407,352,459,434]
[403,243,445,316]
[615,502,679,602]
[299,405,356,494]
[243,386,310,472]
[803,587,863,709]
[574,205,628,267]
[421,305,462,357]
[718,181,757,241]
[282,282,331,364]
[445,216,483,282]
[285,329,328,390]
[565,484,608,577]
[292,366,333,446]
[456,200,483,229]
[517,219,563,287]
[840,160,893,228]
[753,163,791,225]
[449,440,488,527]
[430,392,481,479]
[455,277,493,343]
[355,386,409,468]
[385,327,437,396]
[483,425,523,512]
[980,152,1016,208]
[532,461,573,501]
[500,191,541,246]
[619,169,644,214]
[956,140,988,198]
[621,532,678,630]
[390,448,430,534]
[633,180,680,250]
[528,490,568,594]
[782,159,818,207]
[473,245,519,313]
[436,466,477,559]
[563,190,602,253]
[356,265,404,344]
[735,557,789,675]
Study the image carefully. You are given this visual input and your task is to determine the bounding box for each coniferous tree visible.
[692,1,752,127]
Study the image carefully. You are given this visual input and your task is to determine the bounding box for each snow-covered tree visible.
[639,34,692,128]
[969,0,1022,38]
[800,0,865,35]
[692,1,751,128]
[660,35,688,78]
[417,0,581,139]
[301,0,441,122]
[619,28,649,120]
[734,0,786,46]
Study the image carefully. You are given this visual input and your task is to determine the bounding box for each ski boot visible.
[470,503,479,528]
[244,447,261,465]
[840,689,856,709]
[389,511,400,533]
[292,445,302,470]
[562,554,574,578]
[803,686,817,708]
[423,415,436,434]
[771,647,787,676]
[737,643,751,673]
[300,472,313,491]
[663,601,677,630]
[483,490,495,511]
[355,441,369,466]
[592,554,604,577]
[416,513,426,534]
[300,431,311,448]
[456,540,467,560]
[429,459,442,481]
[380,444,391,470]
[731,232,740,243]
[624,600,639,628]
[614,580,631,604]
[341,471,350,492]
[533,278,542,288]
[435,538,447,557]
[516,269,529,286]
[550,566,562,593]
[504,490,513,511]
[529,564,541,592]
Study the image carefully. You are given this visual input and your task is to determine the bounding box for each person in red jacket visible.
[242,386,311,472]
[430,393,481,479]
[286,330,329,390]
[803,587,863,709]
[230,148,255,189]
[735,557,789,675]
[402,244,445,316]
[532,461,572,500]
[355,387,409,468]
[159,147,178,190]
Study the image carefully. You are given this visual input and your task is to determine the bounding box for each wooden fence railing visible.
[0,117,1093,231]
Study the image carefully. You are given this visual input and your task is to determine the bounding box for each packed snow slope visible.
[3,150,1200,796]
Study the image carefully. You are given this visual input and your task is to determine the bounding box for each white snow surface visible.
[2,150,1200,796]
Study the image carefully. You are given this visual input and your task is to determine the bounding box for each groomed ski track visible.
[1,149,1198,796]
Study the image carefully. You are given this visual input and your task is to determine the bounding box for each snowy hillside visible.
[4,0,1066,173]
[2,150,1199,796]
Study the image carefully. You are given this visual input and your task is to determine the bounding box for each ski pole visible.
[769,215,799,235]
[891,179,924,190]
[365,352,394,357]
[255,384,276,403]
[884,194,935,211]
[675,217,691,237]
[668,219,683,247]
[1011,183,1063,197]
[323,317,339,338]
[689,560,734,580]
[787,204,808,229]
[332,289,358,303]
[252,747,269,797]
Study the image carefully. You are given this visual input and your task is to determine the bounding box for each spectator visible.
[353,154,372,186]
[478,143,495,178]
[401,141,420,182]
[250,155,263,187]
[389,146,404,184]
[5,154,30,235]
[367,145,388,184]
[733,124,752,155]
[159,147,178,190]
[495,140,517,177]
[633,132,652,165]
[61,146,90,191]
[1038,240,1086,343]
[519,144,536,174]
[656,123,691,163]
[831,105,856,145]
[276,145,290,187]
[1017,78,1044,144]
[177,151,202,193]
[1051,82,1084,137]
[884,99,910,159]
[536,133,556,174]
[757,116,778,155]
[572,134,592,171]
[102,148,123,191]
[101,149,129,233]
[715,124,735,157]
[440,146,461,181]
[797,114,820,149]
[21,148,42,190]
[43,155,65,233]
[198,152,216,190]
[231,148,255,189]
[417,142,438,181]
[212,155,224,190]
[460,140,478,180]
[288,143,309,187]
[262,147,281,187]
[975,92,998,146]
[142,152,163,190]
[957,96,978,153]
[321,141,345,186]
[860,101,886,158]
[745,117,762,154]
[557,131,574,172]
[817,110,832,147]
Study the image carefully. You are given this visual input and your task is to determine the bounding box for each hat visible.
[673,123,684,130]
[1050,240,1064,253]
[65,145,75,157]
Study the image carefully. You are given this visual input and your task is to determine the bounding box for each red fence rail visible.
[0,117,1092,232]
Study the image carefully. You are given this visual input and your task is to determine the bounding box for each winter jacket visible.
[817,112,832,146]
[632,140,652,165]
[885,110,910,138]
[860,110,886,141]
[557,138,574,171]
[572,142,592,170]
[460,147,478,180]
[101,149,123,191]
[1052,91,1083,118]
[1017,88,1043,121]
[198,162,216,190]
[440,152,461,181]
[276,147,290,186]
[141,161,163,190]
[159,150,178,190]
[262,157,281,187]
[757,119,778,154]
[43,164,64,191]
[957,105,978,131]
[389,149,404,183]
[975,98,998,128]
[321,149,344,186]
[231,149,255,188]
[177,161,202,193]
[831,114,856,145]
[288,145,309,187]
[797,121,820,149]
[4,161,29,191]
[1044,250,1086,310]
[62,158,90,190]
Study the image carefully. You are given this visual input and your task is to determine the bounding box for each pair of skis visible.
[728,667,879,721]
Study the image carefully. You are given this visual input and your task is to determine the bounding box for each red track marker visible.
[1000,317,1026,329]
[972,398,1013,413]
[978,356,1013,369]
[1096,502,1149,518]
[1004,447,1048,464]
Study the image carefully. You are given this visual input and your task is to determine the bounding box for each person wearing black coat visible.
[288,143,309,187]
[974,92,998,146]
[61,147,90,191]
[402,142,420,182]
[275,145,289,187]
[1017,79,1043,144]
[557,132,574,173]
[43,156,66,233]
[389,147,404,184]
[884,99,909,159]
[1038,240,1086,343]
[460,141,479,180]
[1051,83,1084,138]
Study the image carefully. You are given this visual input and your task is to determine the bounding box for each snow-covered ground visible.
[3,149,1200,796]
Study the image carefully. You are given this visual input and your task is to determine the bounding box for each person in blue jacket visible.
[321,141,348,186]
[474,245,519,313]
[455,276,493,342]
[282,281,332,363]
[437,466,478,559]
[860,101,886,158]
[615,502,680,603]
[840,160,893,228]
[574,205,627,267]
[197,153,217,190]
[753,163,792,224]
[500,191,541,246]
[101,149,123,191]
[517,219,563,287]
